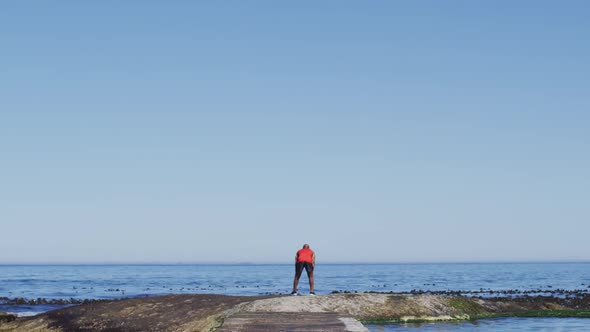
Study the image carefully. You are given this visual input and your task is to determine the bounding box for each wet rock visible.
[0,312,16,323]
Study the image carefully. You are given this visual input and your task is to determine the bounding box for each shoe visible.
[309,292,316,295]
[291,291,298,296]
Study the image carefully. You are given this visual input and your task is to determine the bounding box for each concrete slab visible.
[217,312,369,332]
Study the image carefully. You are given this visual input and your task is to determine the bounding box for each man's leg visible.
[293,263,303,293]
[292,276,300,293]
[306,263,314,293]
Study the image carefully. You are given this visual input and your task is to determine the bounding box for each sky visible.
[1,1,589,264]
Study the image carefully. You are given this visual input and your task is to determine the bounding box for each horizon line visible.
[1,259,589,266]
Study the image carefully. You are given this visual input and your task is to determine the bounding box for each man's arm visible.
[295,252,298,263]
[312,252,315,267]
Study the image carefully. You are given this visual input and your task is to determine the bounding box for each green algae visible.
[447,297,488,316]
[362,309,590,325]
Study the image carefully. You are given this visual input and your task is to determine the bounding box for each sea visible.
[1,263,590,331]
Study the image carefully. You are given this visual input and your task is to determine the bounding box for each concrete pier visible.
[217,312,368,332]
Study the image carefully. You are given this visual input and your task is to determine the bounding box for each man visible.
[292,243,315,295]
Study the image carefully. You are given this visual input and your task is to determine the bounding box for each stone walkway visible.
[217,312,369,332]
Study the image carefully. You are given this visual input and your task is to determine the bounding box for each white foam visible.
[10,311,40,317]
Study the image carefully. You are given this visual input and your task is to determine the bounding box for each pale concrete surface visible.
[216,312,369,332]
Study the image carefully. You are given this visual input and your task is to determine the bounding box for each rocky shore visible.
[1,293,590,331]
[0,313,16,324]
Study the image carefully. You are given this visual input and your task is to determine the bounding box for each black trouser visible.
[295,261,314,279]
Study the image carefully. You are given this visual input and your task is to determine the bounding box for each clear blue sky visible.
[1,1,589,263]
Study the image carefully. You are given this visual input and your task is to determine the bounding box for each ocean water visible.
[1,263,590,330]
[367,317,590,331]
[2,263,589,300]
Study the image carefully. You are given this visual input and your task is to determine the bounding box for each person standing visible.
[292,244,315,295]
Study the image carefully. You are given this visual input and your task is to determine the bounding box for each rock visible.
[5,293,590,331]
[0,312,17,323]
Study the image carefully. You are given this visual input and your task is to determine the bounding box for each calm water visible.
[1,263,590,330]
[367,317,590,331]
